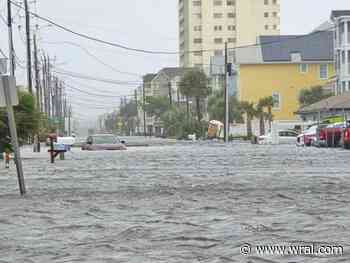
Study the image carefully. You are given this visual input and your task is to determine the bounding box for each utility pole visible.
[7,0,15,76]
[24,0,33,94]
[33,34,40,111]
[68,105,72,136]
[41,55,48,115]
[224,42,229,143]
[5,0,26,195]
[168,82,173,106]
[143,82,147,137]
[134,89,139,134]
[33,34,41,151]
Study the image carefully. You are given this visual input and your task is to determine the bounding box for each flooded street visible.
[0,141,349,262]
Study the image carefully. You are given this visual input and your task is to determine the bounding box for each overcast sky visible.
[0,0,349,127]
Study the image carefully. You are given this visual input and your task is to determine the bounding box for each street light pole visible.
[224,42,229,143]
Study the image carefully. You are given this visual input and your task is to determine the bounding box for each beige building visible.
[179,0,280,69]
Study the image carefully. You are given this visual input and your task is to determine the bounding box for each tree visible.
[179,69,212,122]
[160,107,187,138]
[240,101,257,138]
[144,96,171,120]
[257,96,274,135]
[0,90,40,145]
[207,88,243,123]
[299,86,332,107]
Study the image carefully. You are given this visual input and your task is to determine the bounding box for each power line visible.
[10,0,177,55]
[65,83,134,98]
[41,40,142,77]
[8,1,336,57]
[53,68,142,86]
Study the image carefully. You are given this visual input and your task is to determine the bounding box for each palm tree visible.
[240,101,257,138]
[179,69,212,122]
[256,96,274,135]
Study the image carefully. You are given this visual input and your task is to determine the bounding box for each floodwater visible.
[0,141,349,262]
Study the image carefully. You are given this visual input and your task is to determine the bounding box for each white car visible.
[258,130,299,145]
[296,125,318,147]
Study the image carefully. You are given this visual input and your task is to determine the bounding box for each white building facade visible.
[332,10,350,94]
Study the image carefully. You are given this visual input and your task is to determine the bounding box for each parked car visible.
[315,122,345,147]
[340,120,350,149]
[258,130,299,145]
[81,134,127,151]
[296,125,318,147]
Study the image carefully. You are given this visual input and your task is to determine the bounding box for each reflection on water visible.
[0,141,349,262]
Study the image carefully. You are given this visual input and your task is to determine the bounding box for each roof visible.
[298,92,350,114]
[143,73,157,83]
[158,67,190,79]
[236,31,333,64]
[312,21,334,32]
[331,10,350,20]
[259,31,334,62]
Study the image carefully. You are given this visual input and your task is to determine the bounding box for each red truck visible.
[315,123,345,147]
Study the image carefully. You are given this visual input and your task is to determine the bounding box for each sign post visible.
[0,75,26,195]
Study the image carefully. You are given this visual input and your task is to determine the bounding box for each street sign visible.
[0,58,6,74]
[0,75,18,107]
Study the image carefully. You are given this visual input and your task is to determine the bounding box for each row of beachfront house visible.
[135,10,350,136]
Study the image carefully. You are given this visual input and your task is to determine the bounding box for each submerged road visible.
[0,141,349,262]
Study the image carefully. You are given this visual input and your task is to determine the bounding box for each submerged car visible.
[81,134,127,151]
[315,122,345,147]
[258,130,299,145]
[296,125,318,147]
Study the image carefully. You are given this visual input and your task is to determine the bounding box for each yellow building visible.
[236,31,335,120]
[178,0,280,69]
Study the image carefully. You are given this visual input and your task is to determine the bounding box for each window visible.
[342,81,346,93]
[194,25,202,31]
[348,50,350,74]
[214,38,223,44]
[273,12,278,17]
[228,25,236,31]
[272,92,280,109]
[227,0,235,6]
[342,51,346,65]
[214,50,223,56]
[214,13,223,18]
[227,37,236,43]
[193,1,201,6]
[265,25,269,30]
[214,0,223,6]
[227,13,236,18]
[340,22,345,45]
[193,38,202,44]
[348,21,350,43]
[264,0,268,5]
[299,64,308,73]
[319,64,328,80]
[264,12,269,18]
[194,13,202,19]
[214,25,222,31]
[273,0,277,4]
[194,51,202,56]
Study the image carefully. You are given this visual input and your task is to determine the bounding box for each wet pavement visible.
[0,141,349,262]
